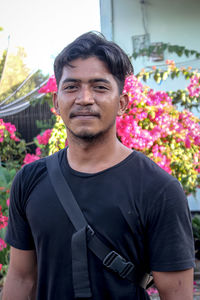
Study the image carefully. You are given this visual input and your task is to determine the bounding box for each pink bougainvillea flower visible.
[37,129,52,145]
[0,206,8,229]
[6,198,10,207]
[185,136,191,148]
[0,119,20,142]
[147,287,158,295]
[38,75,57,93]
[0,238,7,251]
[23,154,40,165]
[50,107,60,116]
[187,75,200,98]
[36,147,42,156]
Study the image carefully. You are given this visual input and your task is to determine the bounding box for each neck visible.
[66,129,132,173]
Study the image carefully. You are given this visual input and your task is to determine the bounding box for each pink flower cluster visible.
[0,238,6,251]
[117,75,200,175]
[187,75,200,97]
[147,287,158,296]
[37,129,52,145]
[0,205,8,251]
[23,153,40,165]
[0,119,20,142]
[0,206,8,230]
[38,75,57,93]
[117,76,173,151]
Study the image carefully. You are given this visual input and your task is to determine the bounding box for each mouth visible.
[70,112,100,119]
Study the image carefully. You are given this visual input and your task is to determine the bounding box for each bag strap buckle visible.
[103,251,134,278]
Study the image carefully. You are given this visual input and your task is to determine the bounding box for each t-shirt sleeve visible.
[147,179,195,272]
[5,168,35,250]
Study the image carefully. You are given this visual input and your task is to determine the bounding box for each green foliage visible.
[0,166,15,284]
[0,47,30,97]
[0,48,48,106]
[0,50,7,80]
[0,166,16,210]
[0,120,26,170]
[131,42,200,60]
[192,215,200,240]
[36,114,56,132]
[48,116,67,155]
[0,135,26,170]
[137,63,200,110]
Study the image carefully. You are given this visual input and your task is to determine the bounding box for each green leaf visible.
[184,49,189,57]
[171,72,176,79]
[162,71,168,81]
[132,52,138,59]
[153,73,161,84]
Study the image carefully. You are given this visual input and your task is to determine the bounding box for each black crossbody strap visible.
[46,152,151,296]
[46,153,87,230]
[72,227,92,298]
[46,152,92,298]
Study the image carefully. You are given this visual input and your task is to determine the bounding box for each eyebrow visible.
[61,78,111,85]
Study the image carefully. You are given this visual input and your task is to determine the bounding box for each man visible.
[3,32,195,300]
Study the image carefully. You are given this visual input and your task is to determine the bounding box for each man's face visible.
[53,57,128,141]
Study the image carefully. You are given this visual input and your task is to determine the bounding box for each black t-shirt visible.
[5,149,195,300]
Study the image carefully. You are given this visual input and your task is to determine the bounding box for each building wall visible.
[100,0,200,210]
[101,0,200,73]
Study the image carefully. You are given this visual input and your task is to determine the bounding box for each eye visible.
[94,85,109,92]
[63,85,78,92]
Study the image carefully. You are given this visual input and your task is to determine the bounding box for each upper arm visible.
[8,246,37,279]
[147,180,195,272]
[153,268,194,300]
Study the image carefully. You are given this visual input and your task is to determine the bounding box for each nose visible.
[75,86,94,105]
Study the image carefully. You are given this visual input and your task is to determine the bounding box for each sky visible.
[0,0,100,75]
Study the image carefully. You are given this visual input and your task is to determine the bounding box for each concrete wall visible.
[101,0,200,70]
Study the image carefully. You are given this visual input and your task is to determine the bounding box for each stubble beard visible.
[66,119,116,144]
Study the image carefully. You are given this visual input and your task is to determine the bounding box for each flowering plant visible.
[22,129,53,165]
[0,166,16,281]
[38,75,57,93]
[48,110,67,155]
[117,75,200,194]
[137,60,200,110]
[0,119,26,169]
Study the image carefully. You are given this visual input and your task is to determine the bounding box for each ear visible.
[117,93,129,116]
[53,93,60,115]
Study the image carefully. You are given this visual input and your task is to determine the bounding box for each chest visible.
[25,173,148,266]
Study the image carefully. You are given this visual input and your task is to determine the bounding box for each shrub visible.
[0,119,26,169]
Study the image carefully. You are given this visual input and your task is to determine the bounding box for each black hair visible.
[54,31,133,94]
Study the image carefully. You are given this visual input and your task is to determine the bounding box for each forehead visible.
[59,57,115,83]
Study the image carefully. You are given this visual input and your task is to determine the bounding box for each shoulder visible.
[10,157,48,209]
[133,151,173,180]
[19,157,47,184]
[125,151,189,221]
[127,151,177,195]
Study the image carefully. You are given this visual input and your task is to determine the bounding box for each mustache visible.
[70,109,100,118]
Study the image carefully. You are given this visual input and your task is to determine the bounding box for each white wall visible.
[101,0,200,73]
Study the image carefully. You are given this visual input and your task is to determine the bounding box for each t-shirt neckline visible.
[61,148,136,178]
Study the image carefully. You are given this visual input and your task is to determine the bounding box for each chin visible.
[68,127,105,142]
[74,131,100,140]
